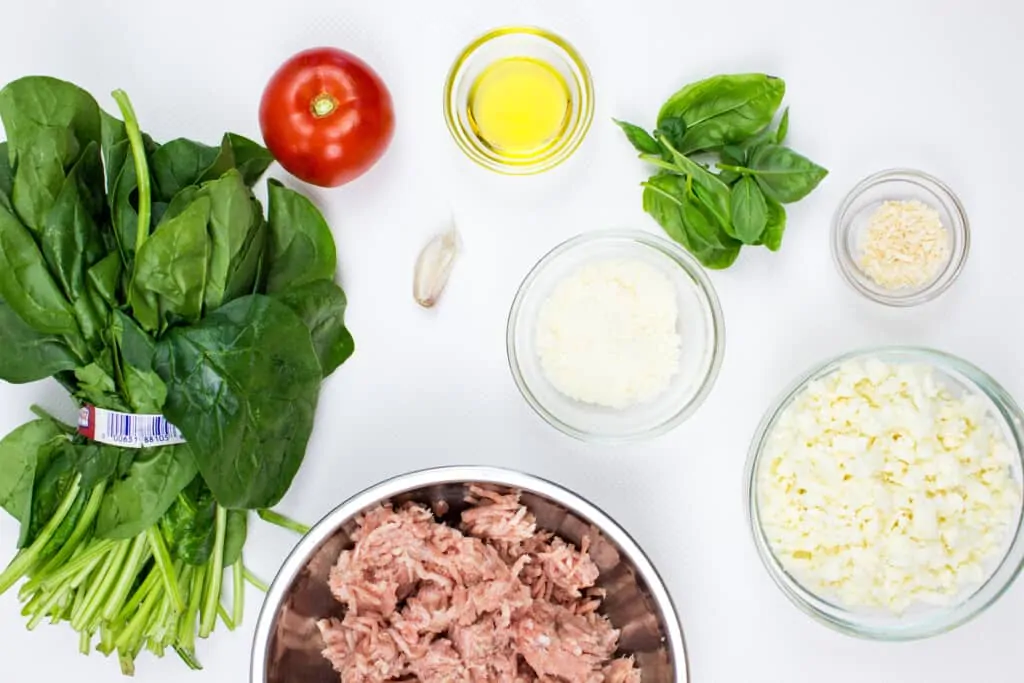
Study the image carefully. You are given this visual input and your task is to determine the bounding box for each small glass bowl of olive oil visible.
[444,26,594,175]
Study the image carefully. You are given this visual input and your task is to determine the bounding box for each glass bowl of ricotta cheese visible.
[746,347,1024,639]
[507,230,724,442]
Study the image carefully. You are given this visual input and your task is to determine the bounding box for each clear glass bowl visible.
[443,26,594,175]
[831,169,970,306]
[745,347,1024,640]
[507,230,725,442]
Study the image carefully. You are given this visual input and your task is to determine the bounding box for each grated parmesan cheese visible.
[758,359,1022,613]
[857,199,950,290]
[536,259,681,409]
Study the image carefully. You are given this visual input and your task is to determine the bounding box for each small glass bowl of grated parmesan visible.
[746,347,1024,640]
[507,230,725,442]
[832,169,969,306]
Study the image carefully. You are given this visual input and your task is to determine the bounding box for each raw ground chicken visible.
[317,487,641,683]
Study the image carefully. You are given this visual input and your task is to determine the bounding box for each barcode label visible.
[77,405,186,448]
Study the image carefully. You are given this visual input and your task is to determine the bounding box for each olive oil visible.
[467,57,571,158]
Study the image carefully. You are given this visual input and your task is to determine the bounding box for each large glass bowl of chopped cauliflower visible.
[746,347,1024,639]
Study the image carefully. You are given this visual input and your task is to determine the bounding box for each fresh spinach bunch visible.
[616,73,828,268]
[0,76,349,673]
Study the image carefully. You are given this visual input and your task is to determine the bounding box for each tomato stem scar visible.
[310,93,338,118]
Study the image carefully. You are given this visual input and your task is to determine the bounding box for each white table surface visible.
[2,0,1022,681]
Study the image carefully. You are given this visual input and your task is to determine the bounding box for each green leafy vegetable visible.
[0,77,353,675]
[155,295,322,509]
[616,73,826,267]
[657,73,785,153]
[729,177,768,244]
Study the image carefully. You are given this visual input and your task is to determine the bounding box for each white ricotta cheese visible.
[857,199,950,290]
[535,259,681,409]
[758,359,1022,613]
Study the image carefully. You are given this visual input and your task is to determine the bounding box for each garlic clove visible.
[413,224,460,308]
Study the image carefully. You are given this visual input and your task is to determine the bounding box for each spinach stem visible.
[179,565,205,647]
[217,602,235,631]
[100,533,150,622]
[28,404,77,435]
[147,526,184,613]
[0,476,82,594]
[257,508,311,535]
[231,557,244,627]
[243,566,268,592]
[111,90,152,254]
[33,483,106,581]
[199,506,227,638]
[72,538,130,631]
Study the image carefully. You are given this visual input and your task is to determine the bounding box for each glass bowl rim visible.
[744,345,1024,640]
[506,229,726,443]
[442,25,595,176]
[830,168,970,308]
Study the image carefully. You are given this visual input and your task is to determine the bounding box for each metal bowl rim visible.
[250,465,689,683]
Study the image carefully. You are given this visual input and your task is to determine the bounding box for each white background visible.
[0,0,1021,681]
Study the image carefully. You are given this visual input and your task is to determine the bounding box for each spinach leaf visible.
[224,206,267,302]
[161,480,217,565]
[95,445,197,540]
[223,134,274,187]
[112,309,156,369]
[123,366,167,414]
[657,74,785,154]
[223,510,247,565]
[757,197,787,252]
[0,420,65,528]
[613,119,661,155]
[86,252,122,307]
[24,439,77,547]
[198,170,257,311]
[0,201,78,335]
[274,280,355,377]
[150,139,220,202]
[131,195,211,332]
[75,443,133,490]
[74,361,127,410]
[747,145,828,203]
[776,107,790,144]
[0,298,78,383]
[155,295,323,509]
[0,77,102,232]
[264,179,336,293]
[729,176,768,244]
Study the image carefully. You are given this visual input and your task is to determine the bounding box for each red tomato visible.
[259,48,395,187]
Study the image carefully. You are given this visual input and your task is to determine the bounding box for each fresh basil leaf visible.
[155,295,323,509]
[0,201,78,335]
[613,119,662,155]
[718,169,741,185]
[642,173,740,269]
[0,298,78,383]
[0,420,65,530]
[654,116,688,150]
[274,280,354,377]
[658,73,785,154]
[757,196,787,252]
[729,176,768,244]
[131,195,212,332]
[776,107,790,144]
[198,170,257,311]
[223,510,248,566]
[0,77,102,232]
[264,179,337,294]
[720,145,746,167]
[660,141,732,228]
[95,445,197,540]
[748,144,828,204]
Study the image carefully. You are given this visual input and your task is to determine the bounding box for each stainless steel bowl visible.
[250,467,688,683]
